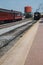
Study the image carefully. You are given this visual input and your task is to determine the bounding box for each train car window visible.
[17,13,20,16]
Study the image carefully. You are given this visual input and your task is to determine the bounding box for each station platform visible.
[0,21,39,65]
[24,20,43,65]
[0,20,42,65]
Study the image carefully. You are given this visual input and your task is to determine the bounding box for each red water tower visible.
[24,6,32,13]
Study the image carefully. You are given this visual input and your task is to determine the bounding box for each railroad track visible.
[0,20,33,35]
[0,20,36,58]
[0,19,31,29]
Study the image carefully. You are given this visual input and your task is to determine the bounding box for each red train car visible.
[0,8,23,23]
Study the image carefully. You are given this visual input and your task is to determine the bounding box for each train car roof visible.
[0,8,21,13]
[34,12,40,14]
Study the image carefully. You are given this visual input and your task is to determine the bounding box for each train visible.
[34,12,41,20]
[0,8,23,24]
[0,7,41,24]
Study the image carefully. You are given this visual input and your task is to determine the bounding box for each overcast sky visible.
[0,0,43,12]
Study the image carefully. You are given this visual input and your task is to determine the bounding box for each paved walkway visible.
[0,22,39,65]
[24,21,43,65]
